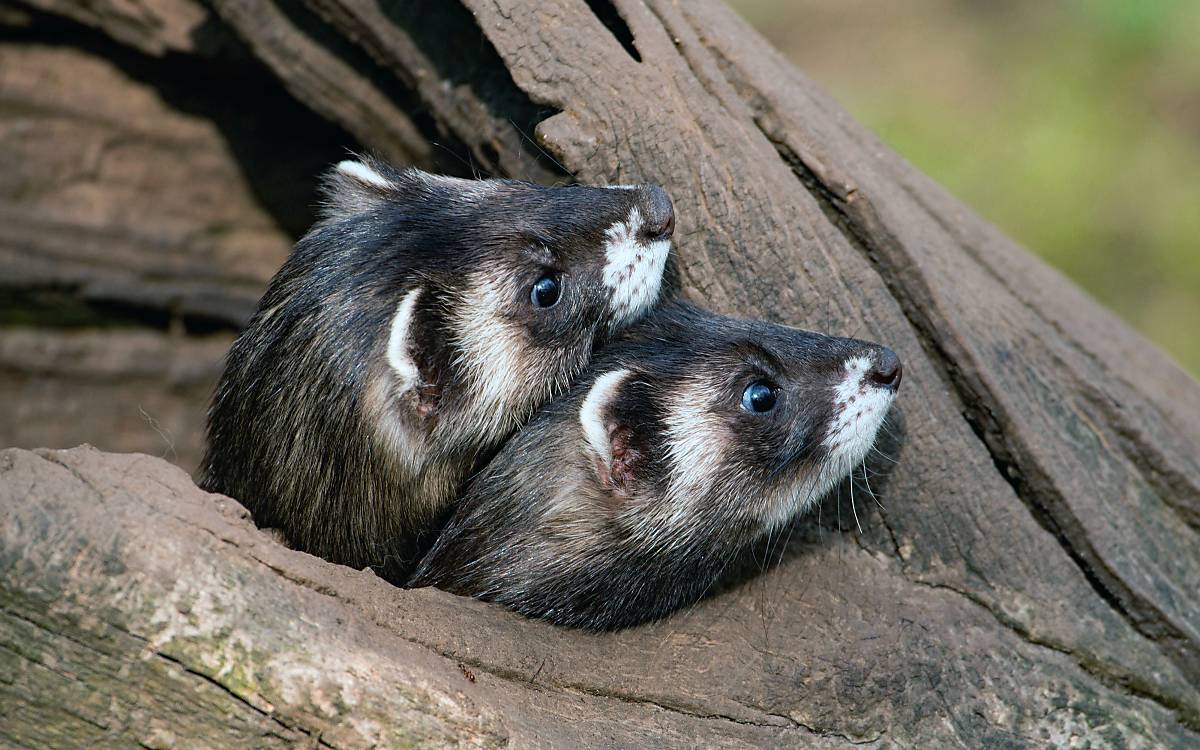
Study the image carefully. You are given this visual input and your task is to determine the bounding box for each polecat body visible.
[409,302,902,629]
[200,159,674,581]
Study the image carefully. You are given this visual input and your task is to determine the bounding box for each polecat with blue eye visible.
[408,302,902,630]
[200,158,674,582]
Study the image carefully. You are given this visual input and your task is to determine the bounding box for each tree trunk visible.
[2,1,1198,747]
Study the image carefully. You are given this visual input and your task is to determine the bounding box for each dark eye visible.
[741,380,777,413]
[530,274,561,308]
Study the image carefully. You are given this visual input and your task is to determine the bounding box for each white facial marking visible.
[602,206,670,329]
[336,159,394,190]
[448,274,531,444]
[386,288,422,392]
[660,378,728,525]
[579,369,632,467]
[755,354,896,534]
[823,354,896,480]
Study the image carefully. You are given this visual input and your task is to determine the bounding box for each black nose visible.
[869,348,902,390]
[639,185,674,241]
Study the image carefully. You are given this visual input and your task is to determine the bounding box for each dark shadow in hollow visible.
[265,0,481,179]
[2,9,358,330]
[374,2,572,183]
[5,8,355,243]
[0,287,170,330]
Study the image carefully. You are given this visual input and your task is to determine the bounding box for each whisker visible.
[849,473,863,534]
[869,445,899,464]
[429,141,490,179]
[862,460,885,511]
[759,522,779,576]
[877,421,901,441]
[848,416,866,535]
[509,117,570,178]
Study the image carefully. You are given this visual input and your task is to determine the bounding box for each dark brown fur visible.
[201,159,674,581]
[410,302,902,629]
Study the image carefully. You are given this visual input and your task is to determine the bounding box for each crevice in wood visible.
[1074,385,1200,533]
[629,5,1200,715]
[772,126,1200,678]
[266,0,444,166]
[150,650,337,749]
[0,286,168,330]
[0,285,238,334]
[893,179,1200,532]
[203,0,429,168]
[234,544,864,741]
[2,593,326,747]
[906,574,1200,732]
[308,0,571,183]
[582,0,642,62]
[643,3,1183,684]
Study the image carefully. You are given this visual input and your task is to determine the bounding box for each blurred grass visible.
[731,0,1200,376]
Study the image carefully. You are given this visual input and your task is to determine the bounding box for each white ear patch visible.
[602,206,671,329]
[579,368,633,467]
[336,159,394,190]
[386,288,423,393]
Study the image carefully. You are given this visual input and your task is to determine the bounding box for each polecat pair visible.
[201,159,674,581]
[203,159,902,630]
[410,302,901,630]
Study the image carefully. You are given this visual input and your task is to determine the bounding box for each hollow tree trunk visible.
[2,1,1198,747]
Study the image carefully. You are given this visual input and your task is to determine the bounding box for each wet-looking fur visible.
[201,158,674,581]
[409,302,902,630]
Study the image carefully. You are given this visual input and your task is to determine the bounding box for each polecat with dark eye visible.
[200,158,674,582]
[408,302,902,630]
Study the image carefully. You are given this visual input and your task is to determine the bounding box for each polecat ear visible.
[320,156,399,217]
[579,368,641,496]
[386,287,440,419]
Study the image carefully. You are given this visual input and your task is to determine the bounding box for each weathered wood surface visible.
[1,0,1198,747]
[0,3,348,467]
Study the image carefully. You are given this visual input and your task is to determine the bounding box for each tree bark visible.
[2,1,1198,747]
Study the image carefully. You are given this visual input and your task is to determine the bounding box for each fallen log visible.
[1,0,1197,745]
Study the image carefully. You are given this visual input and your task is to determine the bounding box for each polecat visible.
[200,158,674,582]
[408,302,902,630]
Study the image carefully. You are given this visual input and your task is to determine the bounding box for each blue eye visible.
[531,275,561,308]
[741,381,777,413]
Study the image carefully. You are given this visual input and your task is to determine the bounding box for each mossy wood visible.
[2,1,1198,746]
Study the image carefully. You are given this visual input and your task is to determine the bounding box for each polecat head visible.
[410,303,902,629]
[584,303,901,543]
[201,159,674,580]
[322,157,675,447]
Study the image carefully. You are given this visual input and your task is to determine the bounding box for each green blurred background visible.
[732,0,1200,376]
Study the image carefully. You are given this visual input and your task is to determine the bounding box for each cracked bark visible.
[2,0,1198,747]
